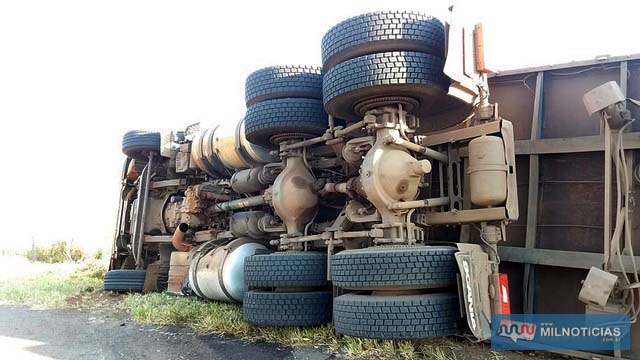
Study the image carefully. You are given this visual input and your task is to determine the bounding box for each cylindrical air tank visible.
[468,135,508,207]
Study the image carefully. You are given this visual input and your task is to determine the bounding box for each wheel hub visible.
[354,96,419,116]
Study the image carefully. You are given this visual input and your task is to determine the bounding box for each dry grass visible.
[0,265,103,309]
[122,293,473,359]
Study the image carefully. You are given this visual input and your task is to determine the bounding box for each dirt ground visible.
[0,303,334,360]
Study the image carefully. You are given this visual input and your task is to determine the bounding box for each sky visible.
[0,0,638,253]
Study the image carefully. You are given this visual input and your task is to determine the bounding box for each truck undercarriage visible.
[107,9,640,358]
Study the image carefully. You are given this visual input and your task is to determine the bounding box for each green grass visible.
[121,293,467,359]
[0,264,490,359]
[340,336,462,360]
[0,271,103,309]
[121,293,338,349]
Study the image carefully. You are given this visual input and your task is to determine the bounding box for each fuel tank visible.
[187,238,268,302]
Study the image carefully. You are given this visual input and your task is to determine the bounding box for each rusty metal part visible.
[184,184,228,212]
[162,183,231,233]
[127,159,139,181]
[271,152,318,235]
[171,223,192,252]
[473,23,490,74]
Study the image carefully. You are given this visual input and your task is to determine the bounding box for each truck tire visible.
[331,246,457,290]
[245,66,323,106]
[245,251,329,288]
[321,11,445,70]
[322,51,450,122]
[243,291,332,327]
[333,293,460,339]
[103,269,146,292]
[122,130,161,161]
[244,98,328,148]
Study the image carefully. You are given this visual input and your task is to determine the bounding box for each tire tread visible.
[245,65,323,105]
[321,11,445,68]
[331,246,457,289]
[243,291,332,327]
[333,293,459,339]
[322,51,449,108]
[245,252,328,288]
[244,98,328,147]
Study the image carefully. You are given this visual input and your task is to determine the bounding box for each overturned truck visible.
[108,9,640,358]
[109,10,513,337]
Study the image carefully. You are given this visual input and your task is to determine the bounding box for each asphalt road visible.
[0,305,333,360]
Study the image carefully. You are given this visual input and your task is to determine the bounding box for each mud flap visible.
[455,243,493,340]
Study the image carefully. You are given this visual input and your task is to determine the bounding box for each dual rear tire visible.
[331,246,461,340]
[244,66,328,148]
[243,291,332,327]
[242,247,461,338]
[321,10,470,130]
[320,12,464,339]
[333,292,459,340]
[243,252,332,327]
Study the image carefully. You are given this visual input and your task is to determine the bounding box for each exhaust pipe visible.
[171,223,192,252]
